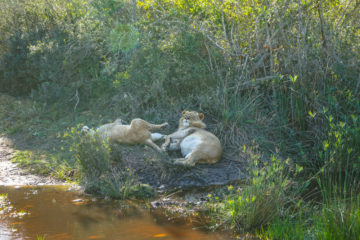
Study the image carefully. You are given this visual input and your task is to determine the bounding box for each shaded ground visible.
[0,93,248,190]
[111,144,248,189]
[0,136,63,186]
[1,132,248,190]
[0,134,244,235]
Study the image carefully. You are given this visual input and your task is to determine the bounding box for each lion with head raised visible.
[162,110,222,166]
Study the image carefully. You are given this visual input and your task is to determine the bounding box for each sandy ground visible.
[0,136,62,186]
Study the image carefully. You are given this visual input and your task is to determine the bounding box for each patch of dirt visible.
[111,144,248,189]
[0,136,63,186]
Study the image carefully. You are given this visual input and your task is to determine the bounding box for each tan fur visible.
[162,111,222,166]
[96,118,168,152]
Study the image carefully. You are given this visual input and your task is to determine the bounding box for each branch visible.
[73,89,79,111]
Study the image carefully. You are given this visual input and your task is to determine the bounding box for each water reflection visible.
[0,186,227,240]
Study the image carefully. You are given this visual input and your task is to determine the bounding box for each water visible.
[0,185,228,240]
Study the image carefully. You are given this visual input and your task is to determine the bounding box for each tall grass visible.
[313,197,360,240]
[260,192,360,240]
[208,146,304,233]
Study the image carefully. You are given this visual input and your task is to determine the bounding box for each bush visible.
[210,146,303,232]
[64,127,110,191]
[64,127,154,199]
[0,0,111,112]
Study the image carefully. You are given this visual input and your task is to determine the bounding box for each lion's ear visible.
[198,113,204,120]
[182,110,187,116]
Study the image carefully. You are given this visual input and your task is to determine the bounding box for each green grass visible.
[259,216,309,240]
[313,198,360,240]
[205,148,304,233]
[12,150,52,175]
[11,150,75,181]
[259,196,360,240]
[0,93,156,199]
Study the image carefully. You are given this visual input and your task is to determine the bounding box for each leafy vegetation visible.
[62,127,154,199]
[222,154,303,232]
[0,0,359,237]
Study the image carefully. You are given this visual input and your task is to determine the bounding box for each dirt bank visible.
[0,136,63,186]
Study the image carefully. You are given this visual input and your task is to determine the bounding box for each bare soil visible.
[0,136,63,186]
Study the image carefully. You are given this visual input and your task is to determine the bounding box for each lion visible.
[82,118,168,152]
[162,110,222,166]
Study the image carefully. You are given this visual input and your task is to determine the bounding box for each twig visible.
[235,55,249,95]
[74,89,79,111]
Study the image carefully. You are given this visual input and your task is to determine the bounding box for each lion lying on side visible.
[162,110,222,166]
[82,118,168,152]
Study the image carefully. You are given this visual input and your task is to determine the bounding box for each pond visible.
[0,185,228,240]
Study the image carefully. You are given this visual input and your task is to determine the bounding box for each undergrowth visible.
[0,0,359,237]
[62,127,154,199]
[206,146,304,233]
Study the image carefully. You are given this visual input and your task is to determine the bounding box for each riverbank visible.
[0,137,65,186]
[0,137,233,240]
[1,91,360,238]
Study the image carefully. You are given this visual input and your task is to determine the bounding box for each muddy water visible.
[0,185,227,240]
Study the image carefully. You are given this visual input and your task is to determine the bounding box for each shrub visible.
[64,127,110,191]
[64,127,154,199]
[211,146,303,232]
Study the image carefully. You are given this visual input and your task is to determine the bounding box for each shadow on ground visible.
[3,131,248,190]
[111,144,247,189]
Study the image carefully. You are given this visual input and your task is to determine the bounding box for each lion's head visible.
[179,110,206,129]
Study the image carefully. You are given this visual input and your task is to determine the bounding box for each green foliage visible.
[210,147,303,232]
[12,150,51,175]
[0,0,359,235]
[64,127,111,182]
[63,127,153,199]
[312,198,360,240]
[260,197,360,240]
[259,216,309,240]
[0,94,40,134]
[317,107,360,198]
[0,0,110,110]
[109,23,139,52]
[11,149,75,181]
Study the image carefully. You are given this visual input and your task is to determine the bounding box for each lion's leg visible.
[146,122,169,131]
[151,133,166,141]
[161,135,183,151]
[168,139,181,151]
[174,152,197,166]
[144,139,163,152]
[161,136,172,151]
[162,128,196,151]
